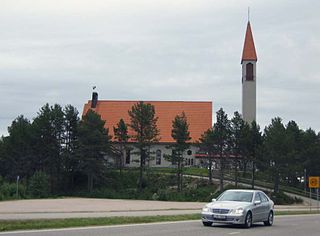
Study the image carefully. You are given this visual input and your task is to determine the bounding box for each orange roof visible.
[83,100,212,143]
[241,21,257,63]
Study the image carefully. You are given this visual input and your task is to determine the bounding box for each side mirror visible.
[212,198,217,202]
[254,200,261,205]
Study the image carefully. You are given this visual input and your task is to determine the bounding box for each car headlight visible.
[202,207,210,212]
[232,208,244,215]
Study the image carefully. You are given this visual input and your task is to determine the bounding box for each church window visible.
[125,150,131,164]
[156,149,161,165]
[171,150,177,165]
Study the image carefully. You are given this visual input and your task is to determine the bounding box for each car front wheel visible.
[264,211,274,226]
[244,212,252,228]
[202,221,213,227]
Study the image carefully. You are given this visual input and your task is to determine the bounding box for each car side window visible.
[259,193,269,202]
[254,193,261,202]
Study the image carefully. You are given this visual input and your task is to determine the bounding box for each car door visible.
[259,192,271,221]
[252,192,263,222]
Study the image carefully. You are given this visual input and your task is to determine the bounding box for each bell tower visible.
[241,21,257,124]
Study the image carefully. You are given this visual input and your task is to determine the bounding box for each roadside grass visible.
[0,214,199,232]
[275,210,320,216]
[0,211,319,232]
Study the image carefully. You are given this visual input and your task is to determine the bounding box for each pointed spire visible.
[241,21,257,63]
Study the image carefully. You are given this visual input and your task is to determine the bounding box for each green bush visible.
[69,171,217,202]
[270,191,303,205]
[0,182,16,200]
[28,171,49,198]
[0,177,27,200]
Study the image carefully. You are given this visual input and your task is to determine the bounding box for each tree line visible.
[0,102,319,198]
[200,108,320,193]
[0,101,187,195]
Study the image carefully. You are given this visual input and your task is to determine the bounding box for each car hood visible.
[206,201,251,209]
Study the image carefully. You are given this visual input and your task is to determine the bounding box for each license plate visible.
[214,215,226,219]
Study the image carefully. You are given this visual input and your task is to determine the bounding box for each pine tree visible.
[62,105,80,190]
[113,119,129,175]
[32,104,64,193]
[171,112,191,192]
[199,128,216,185]
[128,101,159,192]
[2,116,33,180]
[263,117,289,193]
[302,129,320,178]
[230,111,245,187]
[248,121,262,189]
[78,109,111,192]
[214,108,231,192]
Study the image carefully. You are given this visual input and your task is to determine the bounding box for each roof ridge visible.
[88,100,212,103]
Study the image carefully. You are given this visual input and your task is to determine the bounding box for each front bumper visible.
[201,212,246,225]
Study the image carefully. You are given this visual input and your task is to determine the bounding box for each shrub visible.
[0,178,26,200]
[270,191,303,205]
[0,182,16,200]
[28,171,49,198]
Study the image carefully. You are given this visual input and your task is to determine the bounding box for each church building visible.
[82,20,257,167]
[83,99,212,167]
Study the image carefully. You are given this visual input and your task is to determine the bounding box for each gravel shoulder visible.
[0,198,317,220]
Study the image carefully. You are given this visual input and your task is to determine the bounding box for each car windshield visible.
[217,191,253,202]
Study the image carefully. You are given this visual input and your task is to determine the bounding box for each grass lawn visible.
[0,214,199,232]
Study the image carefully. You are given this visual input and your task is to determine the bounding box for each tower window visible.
[246,63,254,81]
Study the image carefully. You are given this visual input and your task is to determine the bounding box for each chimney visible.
[91,92,98,108]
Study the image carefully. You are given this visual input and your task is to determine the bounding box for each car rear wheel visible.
[264,211,274,226]
[202,221,213,227]
[244,212,252,228]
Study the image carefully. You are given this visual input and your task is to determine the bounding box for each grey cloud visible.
[1,0,320,135]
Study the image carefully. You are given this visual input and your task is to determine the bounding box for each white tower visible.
[241,21,257,124]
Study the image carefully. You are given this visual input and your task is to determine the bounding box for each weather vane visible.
[93,86,96,90]
[248,7,250,22]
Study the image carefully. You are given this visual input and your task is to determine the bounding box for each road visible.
[1,214,319,236]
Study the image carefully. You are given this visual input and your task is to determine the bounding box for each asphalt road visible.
[1,214,320,236]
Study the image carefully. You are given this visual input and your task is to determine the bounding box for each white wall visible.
[242,60,257,123]
[120,144,200,168]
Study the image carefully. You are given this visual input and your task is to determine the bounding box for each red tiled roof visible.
[241,21,257,63]
[83,100,212,143]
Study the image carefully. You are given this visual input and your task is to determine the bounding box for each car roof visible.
[225,189,261,193]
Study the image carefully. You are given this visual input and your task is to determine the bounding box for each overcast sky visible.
[0,0,319,136]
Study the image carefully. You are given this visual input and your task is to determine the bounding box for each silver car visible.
[201,189,274,228]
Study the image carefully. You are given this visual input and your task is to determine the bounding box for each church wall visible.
[110,143,200,168]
